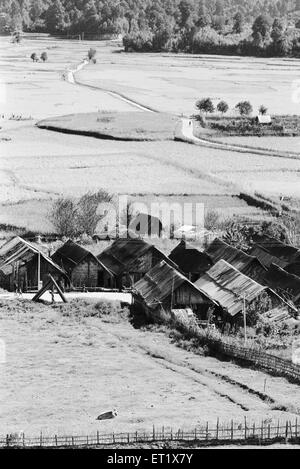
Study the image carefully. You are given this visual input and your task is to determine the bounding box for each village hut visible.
[169,239,212,282]
[97,238,178,290]
[132,260,216,322]
[51,240,113,289]
[250,236,300,269]
[194,259,291,324]
[205,238,267,283]
[0,237,67,292]
[263,263,300,305]
[255,115,272,125]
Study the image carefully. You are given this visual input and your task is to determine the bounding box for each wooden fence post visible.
[55,435,58,446]
[244,417,247,440]
[40,431,43,447]
[296,418,298,439]
[231,420,234,441]
[97,431,99,445]
[6,434,9,448]
[216,418,219,441]
[206,422,209,441]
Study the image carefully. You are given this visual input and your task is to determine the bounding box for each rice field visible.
[214,136,300,154]
[1,35,300,233]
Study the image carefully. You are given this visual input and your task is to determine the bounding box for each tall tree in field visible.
[45,0,66,33]
[252,14,272,41]
[233,12,243,34]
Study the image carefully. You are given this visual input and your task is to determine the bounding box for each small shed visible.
[205,238,267,283]
[250,236,300,269]
[263,263,300,305]
[169,240,212,282]
[0,237,67,292]
[98,238,178,290]
[132,260,216,321]
[194,259,290,323]
[52,240,113,289]
[255,115,272,125]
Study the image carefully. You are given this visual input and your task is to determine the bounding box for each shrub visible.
[30,53,38,62]
[40,52,48,62]
[259,105,268,115]
[88,48,97,61]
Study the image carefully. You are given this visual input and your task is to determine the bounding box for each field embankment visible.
[37,112,178,141]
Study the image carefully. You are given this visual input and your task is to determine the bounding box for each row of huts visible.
[0,234,299,325]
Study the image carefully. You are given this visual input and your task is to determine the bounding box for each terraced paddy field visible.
[1,35,300,234]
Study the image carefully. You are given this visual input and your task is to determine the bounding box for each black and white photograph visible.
[0,0,300,455]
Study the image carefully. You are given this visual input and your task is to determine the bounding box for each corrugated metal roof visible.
[251,236,300,269]
[195,260,271,317]
[264,263,300,304]
[98,238,177,277]
[205,238,266,282]
[169,240,212,274]
[0,237,66,277]
[133,261,214,310]
[52,239,112,275]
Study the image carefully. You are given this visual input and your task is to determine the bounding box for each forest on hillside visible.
[2,0,300,56]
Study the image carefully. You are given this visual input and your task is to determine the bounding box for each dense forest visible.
[1,0,300,56]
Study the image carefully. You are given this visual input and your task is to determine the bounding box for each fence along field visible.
[2,419,300,448]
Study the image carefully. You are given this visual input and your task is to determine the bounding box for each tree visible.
[204,210,221,231]
[196,97,215,114]
[45,0,66,33]
[77,190,112,236]
[235,101,253,116]
[40,51,48,62]
[49,198,78,237]
[217,100,229,114]
[233,12,243,34]
[30,52,38,62]
[252,15,272,40]
[259,105,268,115]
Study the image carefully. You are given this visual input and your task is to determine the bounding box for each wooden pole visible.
[243,294,247,345]
[38,251,41,290]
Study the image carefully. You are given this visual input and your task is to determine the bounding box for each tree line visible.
[2,0,300,57]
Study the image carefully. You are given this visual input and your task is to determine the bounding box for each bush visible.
[30,52,38,62]
[40,52,48,62]
[88,48,97,61]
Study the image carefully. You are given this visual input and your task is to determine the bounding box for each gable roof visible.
[98,238,176,277]
[0,237,66,277]
[205,238,266,282]
[133,260,214,310]
[169,240,212,274]
[286,262,300,278]
[250,236,300,269]
[263,263,300,304]
[52,240,111,275]
[195,259,276,317]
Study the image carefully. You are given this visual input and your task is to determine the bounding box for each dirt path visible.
[180,118,300,161]
[95,321,300,420]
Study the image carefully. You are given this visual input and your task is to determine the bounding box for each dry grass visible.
[1,299,300,436]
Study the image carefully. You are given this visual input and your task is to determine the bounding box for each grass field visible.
[1,299,300,436]
[37,111,178,141]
